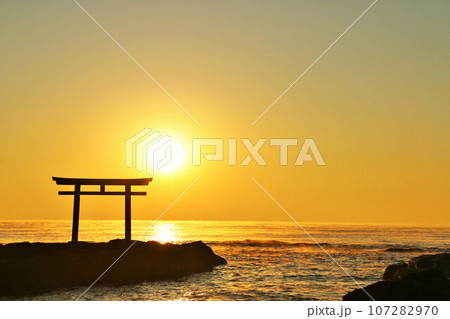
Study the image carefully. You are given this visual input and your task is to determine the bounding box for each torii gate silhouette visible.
[52,177,152,242]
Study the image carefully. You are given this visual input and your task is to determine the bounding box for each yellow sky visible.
[1,0,449,225]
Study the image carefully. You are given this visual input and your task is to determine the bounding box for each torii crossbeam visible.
[52,177,152,242]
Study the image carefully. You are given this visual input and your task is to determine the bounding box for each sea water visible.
[0,220,448,301]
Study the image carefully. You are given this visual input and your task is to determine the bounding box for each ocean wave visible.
[207,239,440,252]
[207,239,329,247]
[384,247,426,252]
[207,239,358,248]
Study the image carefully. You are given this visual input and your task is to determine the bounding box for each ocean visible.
[0,220,448,301]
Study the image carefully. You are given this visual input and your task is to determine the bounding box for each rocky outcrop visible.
[343,253,450,301]
[383,253,450,281]
[0,240,226,298]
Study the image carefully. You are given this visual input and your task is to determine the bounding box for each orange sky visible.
[1,0,449,225]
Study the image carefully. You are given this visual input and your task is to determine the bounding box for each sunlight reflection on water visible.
[1,221,448,301]
[144,223,181,243]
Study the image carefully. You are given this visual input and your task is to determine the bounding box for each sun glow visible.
[157,138,185,173]
[149,223,179,243]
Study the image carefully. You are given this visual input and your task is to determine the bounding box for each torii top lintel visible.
[52,177,152,186]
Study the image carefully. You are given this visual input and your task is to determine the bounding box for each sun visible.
[153,138,186,173]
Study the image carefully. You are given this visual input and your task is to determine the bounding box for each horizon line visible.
[1,219,449,228]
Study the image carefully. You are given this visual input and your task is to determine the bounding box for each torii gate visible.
[52,177,152,242]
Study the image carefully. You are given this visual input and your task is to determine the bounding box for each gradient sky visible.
[1,0,449,225]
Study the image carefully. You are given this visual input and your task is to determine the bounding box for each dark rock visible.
[383,253,450,281]
[0,240,226,298]
[343,253,450,301]
[383,262,409,281]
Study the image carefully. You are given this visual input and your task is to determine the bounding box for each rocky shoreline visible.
[0,240,226,298]
[343,253,450,301]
